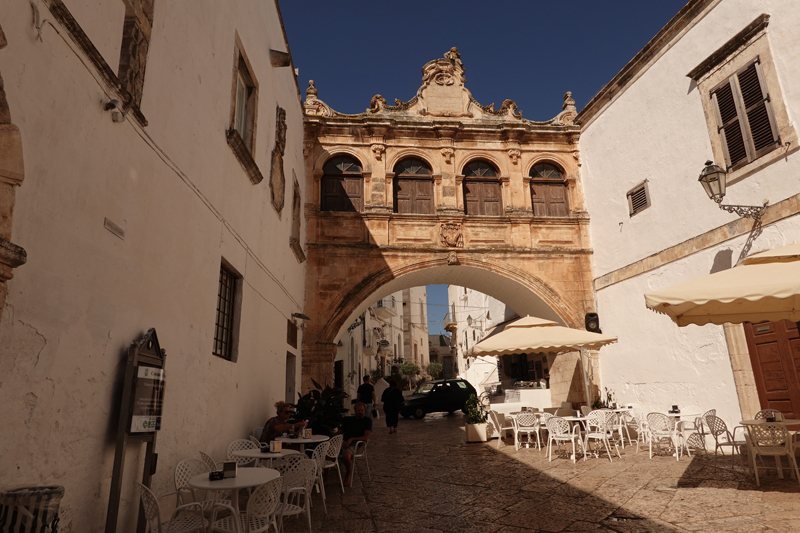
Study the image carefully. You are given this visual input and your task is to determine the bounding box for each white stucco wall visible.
[0,2,304,531]
[581,0,800,429]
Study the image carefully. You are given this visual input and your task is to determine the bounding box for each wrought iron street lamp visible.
[698,160,767,219]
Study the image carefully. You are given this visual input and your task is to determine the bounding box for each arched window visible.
[321,155,363,212]
[462,160,501,215]
[393,158,433,214]
[530,163,569,217]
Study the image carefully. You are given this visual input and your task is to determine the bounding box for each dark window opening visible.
[214,263,241,361]
[530,163,569,217]
[321,156,363,212]
[394,158,433,214]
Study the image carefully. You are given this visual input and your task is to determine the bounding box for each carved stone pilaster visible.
[508,149,521,165]
[440,147,454,164]
[371,143,385,161]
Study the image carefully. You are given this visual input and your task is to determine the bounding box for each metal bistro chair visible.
[251,427,265,441]
[754,409,783,421]
[748,423,800,487]
[488,410,515,449]
[227,439,258,467]
[174,458,231,516]
[352,440,371,483]
[705,414,747,471]
[546,416,585,463]
[137,482,207,533]
[646,413,680,461]
[200,451,219,472]
[273,455,316,533]
[306,440,331,514]
[249,435,263,447]
[584,411,621,462]
[210,476,282,533]
[514,412,541,450]
[323,434,345,493]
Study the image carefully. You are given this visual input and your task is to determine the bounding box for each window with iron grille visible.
[626,181,650,217]
[214,263,241,361]
[711,58,779,170]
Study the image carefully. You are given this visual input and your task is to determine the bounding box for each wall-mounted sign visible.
[377,340,390,348]
[129,366,165,433]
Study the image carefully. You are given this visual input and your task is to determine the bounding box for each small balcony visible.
[373,296,397,320]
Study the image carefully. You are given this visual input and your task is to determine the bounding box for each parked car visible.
[400,379,478,419]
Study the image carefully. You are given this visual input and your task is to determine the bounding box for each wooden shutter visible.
[343,177,363,212]
[395,178,412,213]
[481,181,502,215]
[712,82,748,168]
[321,177,344,212]
[739,62,778,157]
[531,183,547,216]
[547,184,568,216]
[413,179,434,214]
[464,181,480,215]
[394,178,433,214]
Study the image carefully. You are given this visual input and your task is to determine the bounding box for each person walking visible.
[356,374,376,418]
[381,379,404,434]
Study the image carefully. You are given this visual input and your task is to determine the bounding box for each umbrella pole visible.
[578,348,592,408]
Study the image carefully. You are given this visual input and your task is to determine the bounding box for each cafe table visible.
[188,467,279,516]
[231,447,300,467]
[275,434,329,454]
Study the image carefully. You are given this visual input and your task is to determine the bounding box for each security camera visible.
[104,99,120,111]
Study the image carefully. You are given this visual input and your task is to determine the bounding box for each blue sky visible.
[280,1,689,333]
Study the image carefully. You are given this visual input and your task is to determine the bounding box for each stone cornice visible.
[686,13,770,81]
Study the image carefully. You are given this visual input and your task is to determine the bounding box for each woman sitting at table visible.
[262,401,306,442]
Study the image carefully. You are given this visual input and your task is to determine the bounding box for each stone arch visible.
[313,146,370,174]
[386,149,435,173]
[525,153,576,180]
[319,256,581,347]
[456,152,507,176]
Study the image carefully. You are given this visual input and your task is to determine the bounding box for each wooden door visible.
[395,178,433,214]
[744,320,800,419]
[464,180,502,215]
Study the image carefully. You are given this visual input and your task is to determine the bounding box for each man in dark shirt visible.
[340,402,372,486]
[356,375,376,418]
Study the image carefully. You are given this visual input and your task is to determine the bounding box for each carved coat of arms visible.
[440,223,463,248]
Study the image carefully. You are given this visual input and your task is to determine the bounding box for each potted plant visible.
[294,378,349,436]
[465,393,489,442]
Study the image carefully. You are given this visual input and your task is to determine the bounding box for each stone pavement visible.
[282,412,800,532]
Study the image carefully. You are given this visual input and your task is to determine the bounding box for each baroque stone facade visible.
[302,49,594,390]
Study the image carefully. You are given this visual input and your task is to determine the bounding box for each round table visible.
[276,434,329,453]
[231,448,300,467]
[188,467,279,515]
[740,418,800,426]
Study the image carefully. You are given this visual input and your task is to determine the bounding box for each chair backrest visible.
[702,408,716,419]
[275,456,316,492]
[326,434,344,458]
[488,410,502,434]
[542,407,559,415]
[646,412,673,433]
[247,477,283,520]
[546,416,571,436]
[174,458,208,493]
[704,414,729,440]
[199,451,217,472]
[227,439,257,466]
[516,412,537,428]
[555,408,574,417]
[354,440,368,457]
[249,435,262,447]
[754,409,782,420]
[538,412,553,426]
[749,423,791,452]
[580,406,591,416]
[251,427,264,441]
[136,482,162,532]
[309,441,331,471]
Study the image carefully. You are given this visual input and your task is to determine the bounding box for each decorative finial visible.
[306,80,318,100]
[563,91,575,110]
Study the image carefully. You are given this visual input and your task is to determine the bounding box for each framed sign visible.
[129,365,165,434]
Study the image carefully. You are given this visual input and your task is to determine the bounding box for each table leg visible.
[231,489,240,516]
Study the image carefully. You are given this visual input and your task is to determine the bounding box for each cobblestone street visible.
[283,412,800,533]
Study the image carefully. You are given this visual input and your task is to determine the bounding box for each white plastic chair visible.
[251,427,265,441]
[174,458,231,515]
[583,411,620,462]
[227,439,257,467]
[210,476,282,533]
[546,416,584,463]
[323,434,345,493]
[513,412,541,450]
[488,410,515,449]
[748,423,800,487]
[137,482,207,533]
[273,455,316,533]
[705,415,747,470]
[352,440,371,482]
[306,440,331,514]
[580,406,592,417]
[199,451,219,472]
[249,435,263,447]
[647,413,680,461]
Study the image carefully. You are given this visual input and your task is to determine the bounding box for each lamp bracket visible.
[714,198,767,220]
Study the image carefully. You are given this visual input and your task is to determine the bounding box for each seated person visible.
[340,401,372,486]
[261,401,306,443]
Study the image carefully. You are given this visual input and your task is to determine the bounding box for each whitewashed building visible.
[581,0,800,428]
[0,1,305,530]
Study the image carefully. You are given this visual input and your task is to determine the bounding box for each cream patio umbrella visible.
[469,315,618,405]
[644,242,800,327]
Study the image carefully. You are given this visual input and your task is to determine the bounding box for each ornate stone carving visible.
[508,149,521,164]
[440,223,464,248]
[472,98,523,119]
[371,143,385,161]
[306,79,318,99]
[447,251,459,265]
[553,91,578,126]
[440,147,454,164]
[270,106,287,214]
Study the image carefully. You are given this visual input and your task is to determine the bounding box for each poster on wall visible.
[129,366,165,434]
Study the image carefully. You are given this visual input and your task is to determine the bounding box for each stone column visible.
[0,26,28,311]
